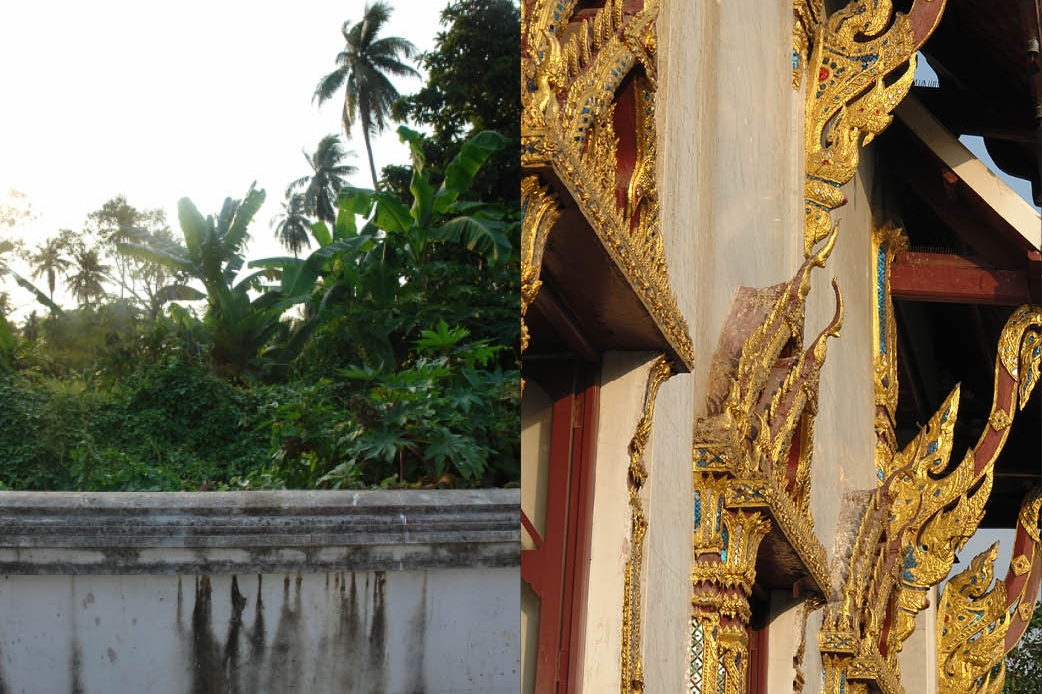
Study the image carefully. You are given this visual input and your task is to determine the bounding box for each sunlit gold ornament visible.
[871,222,908,476]
[937,488,1042,694]
[521,0,693,368]
[621,355,674,694]
[823,306,1042,694]
[801,0,946,258]
[689,234,842,693]
[520,176,559,357]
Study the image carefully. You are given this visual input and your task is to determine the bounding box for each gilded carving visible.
[520,176,560,355]
[937,488,1042,694]
[792,0,824,91]
[621,355,674,694]
[872,222,908,472]
[801,0,947,257]
[522,0,694,368]
[688,478,772,694]
[690,238,841,693]
[822,305,1042,694]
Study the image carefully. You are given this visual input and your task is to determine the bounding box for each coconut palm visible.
[29,237,71,301]
[271,193,313,258]
[313,1,419,187]
[66,248,111,306]
[285,135,357,224]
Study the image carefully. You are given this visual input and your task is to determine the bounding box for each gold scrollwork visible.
[823,305,1042,693]
[690,241,841,693]
[802,0,947,258]
[872,222,908,472]
[792,0,824,91]
[937,488,1042,694]
[522,0,694,368]
[688,480,772,694]
[621,355,674,694]
[521,176,560,356]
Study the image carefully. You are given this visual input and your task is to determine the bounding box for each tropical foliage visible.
[313,0,419,187]
[0,6,519,492]
[285,134,358,224]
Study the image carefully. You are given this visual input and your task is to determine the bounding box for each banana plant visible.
[119,185,293,380]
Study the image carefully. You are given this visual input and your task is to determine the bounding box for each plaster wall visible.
[897,585,939,694]
[0,568,517,694]
[0,490,519,694]
[798,159,884,694]
[660,0,804,422]
[579,352,657,692]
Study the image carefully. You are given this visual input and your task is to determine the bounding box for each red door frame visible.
[521,362,600,693]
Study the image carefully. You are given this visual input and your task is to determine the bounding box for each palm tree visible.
[66,248,110,306]
[29,237,71,301]
[285,134,357,224]
[271,193,313,258]
[313,1,420,187]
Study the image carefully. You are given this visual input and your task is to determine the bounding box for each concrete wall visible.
[0,490,519,694]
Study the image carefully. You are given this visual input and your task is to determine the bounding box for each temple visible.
[521,1,1042,693]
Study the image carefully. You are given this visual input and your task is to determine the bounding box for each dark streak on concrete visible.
[189,575,228,694]
[176,576,184,634]
[368,571,387,694]
[335,572,364,689]
[69,578,84,694]
[265,574,304,692]
[223,576,247,694]
[406,572,428,694]
[243,574,265,694]
[0,645,8,694]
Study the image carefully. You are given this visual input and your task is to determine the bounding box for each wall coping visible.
[0,489,519,575]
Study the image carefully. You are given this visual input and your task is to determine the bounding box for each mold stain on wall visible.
[0,645,8,694]
[174,572,398,693]
[265,575,305,692]
[68,578,84,694]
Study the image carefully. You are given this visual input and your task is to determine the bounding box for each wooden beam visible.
[890,251,1033,304]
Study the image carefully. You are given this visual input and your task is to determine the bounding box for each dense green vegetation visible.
[0,0,520,492]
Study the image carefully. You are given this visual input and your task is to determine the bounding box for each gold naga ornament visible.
[821,298,1042,694]
[620,354,673,694]
[689,231,842,694]
[520,0,693,367]
[937,488,1042,694]
[796,0,946,257]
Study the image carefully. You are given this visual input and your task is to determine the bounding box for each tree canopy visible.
[314,1,420,188]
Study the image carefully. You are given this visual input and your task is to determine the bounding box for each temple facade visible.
[521,1,1042,693]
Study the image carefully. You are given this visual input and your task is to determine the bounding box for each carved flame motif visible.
[621,355,672,694]
[520,176,559,356]
[821,306,1042,694]
[689,232,841,693]
[938,489,1042,694]
[799,0,946,257]
[521,0,693,367]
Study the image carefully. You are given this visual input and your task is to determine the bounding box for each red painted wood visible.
[890,251,1032,305]
[522,362,600,694]
[532,382,579,694]
[563,373,600,693]
[745,623,769,694]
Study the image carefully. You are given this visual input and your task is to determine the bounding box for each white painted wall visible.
[0,568,518,694]
[0,490,520,694]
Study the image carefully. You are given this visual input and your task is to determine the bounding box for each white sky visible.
[0,0,448,314]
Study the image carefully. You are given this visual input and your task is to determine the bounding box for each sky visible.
[0,0,449,314]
